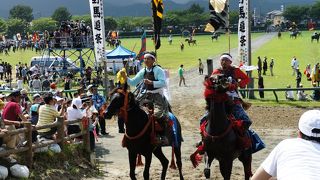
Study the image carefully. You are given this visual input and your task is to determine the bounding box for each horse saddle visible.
[154,117,173,146]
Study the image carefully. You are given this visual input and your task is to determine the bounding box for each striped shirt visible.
[37,104,59,133]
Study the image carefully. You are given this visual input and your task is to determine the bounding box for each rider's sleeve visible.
[211,69,221,75]
[234,68,250,88]
[127,69,145,87]
[153,67,166,88]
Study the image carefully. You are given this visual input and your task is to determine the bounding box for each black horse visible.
[290,31,301,39]
[191,75,252,180]
[211,33,220,41]
[277,31,282,39]
[185,39,197,46]
[311,33,320,43]
[105,88,184,180]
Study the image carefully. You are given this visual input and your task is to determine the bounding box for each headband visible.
[144,53,156,60]
[220,54,233,62]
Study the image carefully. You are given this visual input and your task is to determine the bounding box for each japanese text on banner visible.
[238,0,249,65]
[89,0,106,62]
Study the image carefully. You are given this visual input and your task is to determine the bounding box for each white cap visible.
[33,93,41,99]
[72,98,82,109]
[0,94,6,98]
[54,96,64,102]
[87,84,94,90]
[299,110,320,138]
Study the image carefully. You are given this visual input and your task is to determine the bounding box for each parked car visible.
[30,56,80,75]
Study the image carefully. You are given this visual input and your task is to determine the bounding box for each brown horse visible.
[198,75,252,180]
[105,88,184,180]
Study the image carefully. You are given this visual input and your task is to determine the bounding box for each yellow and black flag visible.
[152,0,163,50]
[205,0,229,33]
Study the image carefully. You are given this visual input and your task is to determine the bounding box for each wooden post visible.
[207,59,213,75]
[23,122,33,168]
[56,117,65,150]
[82,118,91,153]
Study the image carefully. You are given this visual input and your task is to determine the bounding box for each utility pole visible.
[247,0,255,99]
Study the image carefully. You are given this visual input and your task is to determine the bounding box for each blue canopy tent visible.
[105,45,137,74]
[106,45,136,59]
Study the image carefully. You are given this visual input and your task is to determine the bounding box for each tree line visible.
[2,2,319,39]
[283,2,320,24]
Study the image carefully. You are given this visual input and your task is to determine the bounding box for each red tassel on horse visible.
[190,144,205,168]
[122,136,127,147]
[169,145,177,169]
[136,154,144,166]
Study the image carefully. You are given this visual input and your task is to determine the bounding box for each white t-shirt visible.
[261,138,320,180]
[17,80,23,89]
[67,107,84,121]
[0,65,3,73]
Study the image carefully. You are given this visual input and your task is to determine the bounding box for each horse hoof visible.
[204,168,210,179]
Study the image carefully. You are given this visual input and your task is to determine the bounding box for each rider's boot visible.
[241,99,252,111]
[157,116,170,146]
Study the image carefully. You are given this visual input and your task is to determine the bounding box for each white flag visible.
[238,0,249,66]
[89,0,106,62]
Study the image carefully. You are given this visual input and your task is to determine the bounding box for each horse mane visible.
[109,84,138,108]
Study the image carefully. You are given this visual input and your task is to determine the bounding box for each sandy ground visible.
[89,33,314,180]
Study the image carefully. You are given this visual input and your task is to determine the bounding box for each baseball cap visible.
[54,96,64,102]
[298,110,320,138]
[33,93,41,100]
[20,89,28,95]
[87,84,96,90]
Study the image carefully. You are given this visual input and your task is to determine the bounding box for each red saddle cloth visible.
[191,116,251,168]
[229,116,252,150]
[199,115,251,150]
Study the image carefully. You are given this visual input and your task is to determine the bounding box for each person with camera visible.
[211,53,251,127]
[252,110,320,180]
[37,93,67,139]
[2,90,29,148]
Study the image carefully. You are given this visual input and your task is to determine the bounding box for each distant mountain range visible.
[0,0,317,19]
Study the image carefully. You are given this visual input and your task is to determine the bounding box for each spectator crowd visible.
[0,83,109,154]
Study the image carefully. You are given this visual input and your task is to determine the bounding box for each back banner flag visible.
[238,0,249,65]
[205,0,229,33]
[89,0,106,62]
[138,31,147,60]
[152,0,164,50]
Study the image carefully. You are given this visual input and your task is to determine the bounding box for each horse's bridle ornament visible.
[116,89,155,142]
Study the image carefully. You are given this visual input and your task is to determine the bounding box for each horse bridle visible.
[116,89,154,141]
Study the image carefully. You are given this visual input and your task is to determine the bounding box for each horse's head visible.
[205,74,229,93]
[204,74,230,103]
[105,87,135,119]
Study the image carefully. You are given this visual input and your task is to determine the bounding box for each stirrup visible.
[242,101,252,111]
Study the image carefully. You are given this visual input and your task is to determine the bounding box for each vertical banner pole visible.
[238,0,254,98]
[89,0,108,96]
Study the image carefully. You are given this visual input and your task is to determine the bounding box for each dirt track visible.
[90,33,313,180]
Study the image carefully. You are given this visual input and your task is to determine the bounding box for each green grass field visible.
[250,31,320,104]
[119,33,262,71]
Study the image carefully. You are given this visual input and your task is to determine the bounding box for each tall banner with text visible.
[89,0,106,62]
[238,0,249,65]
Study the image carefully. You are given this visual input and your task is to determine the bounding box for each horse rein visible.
[202,122,233,141]
[117,89,154,141]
